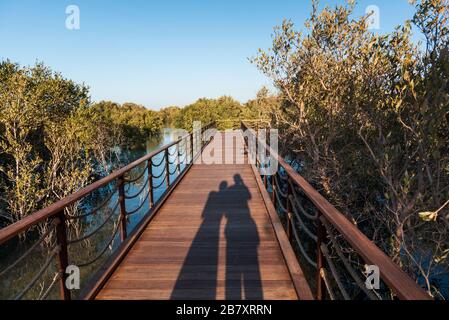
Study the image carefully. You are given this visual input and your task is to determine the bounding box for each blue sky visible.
[0,0,420,109]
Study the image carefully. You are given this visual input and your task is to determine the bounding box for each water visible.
[0,128,187,300]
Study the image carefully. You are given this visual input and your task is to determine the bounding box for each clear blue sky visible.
[0,0,420,109]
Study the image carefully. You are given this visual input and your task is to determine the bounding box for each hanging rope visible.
[124,164,147,183]
[127,187,151,215]
[320,217,380,300]
[152,175,168,189]
[39,272,61,300]
[151,155,165,167]
[320,243,351,300]
[75,216,121,267]
[125,177,150,200]
[15,246,58,300]
[289,196,318,242]
[66,186,118,221]
[0,224,56,277]
[290,220,318,268]
[68,201,119,244]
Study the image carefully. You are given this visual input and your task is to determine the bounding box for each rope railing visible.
[289,196,318,242]
[126,187,151,215]
[123,164,147,183]
[14,245,59,300]
[74,216,122,268]
[125,177,150,200]
[151,155,165,167]
[320,217,381,300]
[0,223,56,277]
[67,202,120,245]
[0,121,216,300]
[66,186,118,221]
[39,272,61,300]
[241,120,431,301]
[152,175,168,190]
[151,167,167,180]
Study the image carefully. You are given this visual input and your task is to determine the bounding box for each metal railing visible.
[0,122,216,300]
[241,121,431,300]
[0,119,432,300]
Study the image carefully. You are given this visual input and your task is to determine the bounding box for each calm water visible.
[0,128,187,300]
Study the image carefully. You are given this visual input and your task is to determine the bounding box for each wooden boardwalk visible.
[0,125,430,301]
[96,132,300,300]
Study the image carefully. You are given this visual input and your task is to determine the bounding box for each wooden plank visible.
[111,264,292,281]
[104,279,294,290]
[97,287,297,300]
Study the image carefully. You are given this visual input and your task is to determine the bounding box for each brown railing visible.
[240,121,431,300]
[0,122,216,300]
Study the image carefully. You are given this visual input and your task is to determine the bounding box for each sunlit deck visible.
[96,132,304,300]
[0,122,429,301]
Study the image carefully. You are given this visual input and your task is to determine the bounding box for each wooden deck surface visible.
[96,132,299,300]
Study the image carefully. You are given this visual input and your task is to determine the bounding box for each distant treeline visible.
[159,88,279,131]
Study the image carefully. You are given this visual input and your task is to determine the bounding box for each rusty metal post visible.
[264,128,270,188]
[255,129,259,168]
[190,133,194,163]
[271,173,276,210]
[177,143,181,173]
[165,148,170,188]
[118,176,127,241]
[148,160,154,209]
[55,211,71,300]
[286,178,293,242]
[316,211,326,300]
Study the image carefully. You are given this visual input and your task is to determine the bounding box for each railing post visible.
[316,212,326,300]
[165,148,170,187]
[194,129,198,156]
[271,173,277,210]
[177,142,181,173]
[148,160,154,209]
[286,178,293,242]
[55,211,71,300]
[190,133,194,163]
[255,130,259,168]
[118,176,127,241]
[265,128,270,188]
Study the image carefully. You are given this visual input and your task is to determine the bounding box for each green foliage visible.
[253,0,448,297]
[172,93,278,130]
[0,61,91,224]
[159,106,182,126]
[174,96,242,130]
[92,101,162,146]
[242,87,281,120]
[0,61,162,227]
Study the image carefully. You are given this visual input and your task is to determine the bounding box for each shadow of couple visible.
[170,174,263,300]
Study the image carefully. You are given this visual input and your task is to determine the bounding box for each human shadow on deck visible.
[170,174,263,300]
